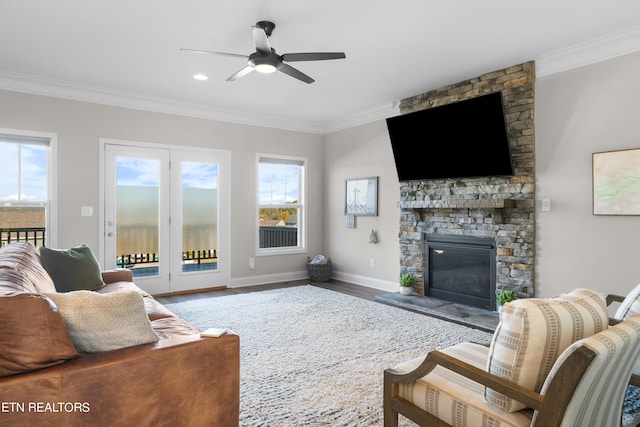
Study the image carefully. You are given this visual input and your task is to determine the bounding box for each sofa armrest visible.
[101,269,133,284]
[0,333,240,427]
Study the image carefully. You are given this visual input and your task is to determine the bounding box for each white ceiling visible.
[2,0,640,133]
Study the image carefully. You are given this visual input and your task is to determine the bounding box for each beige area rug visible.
[165,285,493,426]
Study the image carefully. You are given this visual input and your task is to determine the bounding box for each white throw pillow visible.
[485,288,608,412]
[46,290,158,353]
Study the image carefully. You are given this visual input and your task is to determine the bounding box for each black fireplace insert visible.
[425,235,496,310]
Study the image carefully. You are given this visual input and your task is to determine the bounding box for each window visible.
[0,131,56,248]
[257,154,305,254]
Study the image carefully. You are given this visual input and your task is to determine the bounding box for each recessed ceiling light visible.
[193,74,208,81]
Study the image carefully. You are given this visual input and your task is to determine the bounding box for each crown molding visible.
[2,26,639,133]
[536,25,640,77]
[322,101,400,133]
[0,69,326,134]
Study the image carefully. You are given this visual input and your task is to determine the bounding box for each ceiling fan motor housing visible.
[249,50,283,72]
[256,21,276,37]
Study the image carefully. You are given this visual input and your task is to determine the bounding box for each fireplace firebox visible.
[425,235,496,310]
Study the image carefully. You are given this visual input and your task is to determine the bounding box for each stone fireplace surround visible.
[397,61,535,303]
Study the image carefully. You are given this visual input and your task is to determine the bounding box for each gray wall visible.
[323,51,640,297]
[535,51,640,298]
[1,50,639,297]
[0,90,324,286]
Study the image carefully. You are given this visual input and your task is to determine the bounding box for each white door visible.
[103,141,230,295]
[169,149,230,292]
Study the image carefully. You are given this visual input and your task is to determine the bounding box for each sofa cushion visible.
[0,294,78,377]
[39,244,105,292]
[46,290,159,353]
[485,288,608,412]
[0,241,56,293]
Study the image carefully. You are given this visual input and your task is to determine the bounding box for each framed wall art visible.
[593,148,640,215]
[345,177,378,216]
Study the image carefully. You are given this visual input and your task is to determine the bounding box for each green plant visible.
[497,289,518,306]
[400,273,413,287]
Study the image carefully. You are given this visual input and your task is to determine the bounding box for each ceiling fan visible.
[180,20,346,84]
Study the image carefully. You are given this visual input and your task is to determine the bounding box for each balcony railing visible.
[116,249,218,268]
[259,226,298,248]
[0,227,46,248]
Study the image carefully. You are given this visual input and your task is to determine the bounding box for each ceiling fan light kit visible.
[181,20,346,84]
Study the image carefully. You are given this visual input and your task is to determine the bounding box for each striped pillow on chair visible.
[485,288,608,412]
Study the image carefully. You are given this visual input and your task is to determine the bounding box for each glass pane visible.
[0,206,46,248]
[0,142,19,200]
[20,145,48,201]
[430,247,490,298]
[259,207,298,248]
[258,161,300,249]
[181,162,218,273]
[115,157,160,277]
[258,163,299,204]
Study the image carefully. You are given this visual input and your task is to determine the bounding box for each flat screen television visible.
[386,91,513,181]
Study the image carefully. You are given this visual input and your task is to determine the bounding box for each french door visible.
[102,140,230,295]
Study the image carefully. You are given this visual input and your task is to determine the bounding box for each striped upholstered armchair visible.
[384,289,640,427]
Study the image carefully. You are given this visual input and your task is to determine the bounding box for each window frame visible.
[256,153,307,256]
[0,128,57,248]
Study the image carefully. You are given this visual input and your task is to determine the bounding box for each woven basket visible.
[307,257,332,282]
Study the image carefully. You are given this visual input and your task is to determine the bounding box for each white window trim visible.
[256,153,307,256]
[0,128,57,248]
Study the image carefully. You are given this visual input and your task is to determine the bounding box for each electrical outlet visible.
[249,257,255,270]
[541,199,551,212]
[370,258,375,268]
[81,206,93,217]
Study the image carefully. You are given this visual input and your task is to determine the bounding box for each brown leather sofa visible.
[0,242,239,427]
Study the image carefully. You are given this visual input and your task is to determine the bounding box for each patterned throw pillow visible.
[46,291,159,353]
[485,288,608,412]
[0,241,56,293]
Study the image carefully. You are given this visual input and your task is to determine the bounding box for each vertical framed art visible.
[593,148,640,215]
[345,177,378,216]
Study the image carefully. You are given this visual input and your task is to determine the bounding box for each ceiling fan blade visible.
[281,52,346,62]
[279,63,314,84]
[226,65,254,81]
[251,26,271,55]
[180,48,248,59]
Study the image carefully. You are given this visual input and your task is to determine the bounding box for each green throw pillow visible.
[39,245,105,292]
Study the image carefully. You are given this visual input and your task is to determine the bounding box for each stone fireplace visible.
[398,62,536,305]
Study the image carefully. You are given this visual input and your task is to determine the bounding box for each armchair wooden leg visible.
[384,372,399,427]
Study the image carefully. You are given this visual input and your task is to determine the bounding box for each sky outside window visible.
[259,163,299,205]
[116,158,218,189]
[0,142,47,201]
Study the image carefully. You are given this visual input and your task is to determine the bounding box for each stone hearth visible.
[398,62,535,303]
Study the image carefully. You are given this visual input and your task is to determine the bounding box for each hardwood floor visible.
[155,279,387,305]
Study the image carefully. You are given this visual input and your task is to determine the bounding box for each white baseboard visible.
[330,271,398,292]
[230,270,397,292]
[230,270,309,288]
